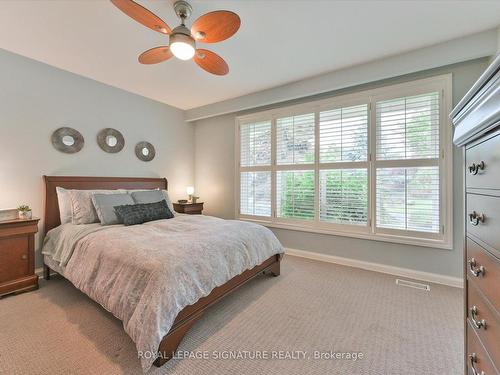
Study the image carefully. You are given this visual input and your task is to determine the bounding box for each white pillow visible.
[68,189,126,225]
[56,187,72,224]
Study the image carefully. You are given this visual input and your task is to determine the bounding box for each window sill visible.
[238,217,453,250]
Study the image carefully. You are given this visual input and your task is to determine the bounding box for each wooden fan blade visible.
[111,0,171,34]
[194,49,229,75]
[138,46,173,64]
[191,11,240,43]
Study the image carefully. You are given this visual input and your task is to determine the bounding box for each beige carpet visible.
[0,255,462,375]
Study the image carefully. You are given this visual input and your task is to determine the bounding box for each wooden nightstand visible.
[173,202,204,215]
[0,218,39,297]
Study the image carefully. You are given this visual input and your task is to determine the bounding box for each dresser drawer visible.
[468,282,500,366]
[467,238,500,313]
[467,320,499,375]
[467,193,500,253]
[0,236,29,283]
[466,132,500,190]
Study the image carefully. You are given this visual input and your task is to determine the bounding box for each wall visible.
[0,49,194,267]
[186,29,498,121]
[194,58,490,279]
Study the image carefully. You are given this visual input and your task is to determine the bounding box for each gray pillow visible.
[130,190,176,216]
[91,193,135,225]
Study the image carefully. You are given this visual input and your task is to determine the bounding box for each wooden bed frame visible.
[42,176,281,367]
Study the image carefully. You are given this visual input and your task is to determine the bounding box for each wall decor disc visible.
[135,141,156,162]
[97,128,125,153]
[51,127,84,154]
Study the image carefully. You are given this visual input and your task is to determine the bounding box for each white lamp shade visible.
[186,186,195,195]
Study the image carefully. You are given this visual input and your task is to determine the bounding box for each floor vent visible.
[396,278,430,291]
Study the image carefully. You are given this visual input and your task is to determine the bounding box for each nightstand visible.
[173,202,204,215]
[0,218,39,297]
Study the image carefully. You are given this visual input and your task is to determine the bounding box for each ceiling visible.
[0,1,499,110]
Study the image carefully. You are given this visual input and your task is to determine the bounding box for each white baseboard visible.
[285,247,463,288]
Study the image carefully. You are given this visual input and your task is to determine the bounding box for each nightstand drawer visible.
[173,202,204,215]
[0,236,29,283]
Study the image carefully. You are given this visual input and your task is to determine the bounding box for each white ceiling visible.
[0,1,499,110]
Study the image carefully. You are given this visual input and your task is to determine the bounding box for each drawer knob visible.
[468,258,485,277]
[470,306,486,329]
[21,254,27,261]
[468,161,485,175]
[468,353,485,375]
[469,211,485,226]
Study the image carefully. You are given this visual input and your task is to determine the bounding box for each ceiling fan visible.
[110,0,240,76]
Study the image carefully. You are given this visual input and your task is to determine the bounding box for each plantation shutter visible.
[320,104,368,162]
[239,121,272,217]
[276,170,315,220]
[276,113,315,165]
[318,104,369,226]
[240,121,271,166]
[375,92,440,234]
[240,171,272,217]
[376,92,439,160]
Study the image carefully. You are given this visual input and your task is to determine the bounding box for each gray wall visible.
[0,49,194,267]
[194,58,490,278]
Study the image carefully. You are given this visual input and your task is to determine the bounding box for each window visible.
[236,75,452,248]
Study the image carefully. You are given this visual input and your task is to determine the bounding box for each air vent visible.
[396,279,430,291]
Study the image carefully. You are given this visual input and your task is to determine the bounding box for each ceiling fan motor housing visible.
[174,0,193,21]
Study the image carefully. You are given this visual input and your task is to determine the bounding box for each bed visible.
[41,176,283,371]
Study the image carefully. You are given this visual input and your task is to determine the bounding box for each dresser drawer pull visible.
[468,161,485,175]
[470,306,486,329]
[468,258,485,277]
[469,211,485,226]
[21,254,27,260]
[469,353,485,375]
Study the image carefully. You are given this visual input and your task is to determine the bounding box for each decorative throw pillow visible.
[130,189,177,216]
[114,200,174,226]
[91,193,135,225]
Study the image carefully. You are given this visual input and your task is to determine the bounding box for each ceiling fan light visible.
[169,33,195,60]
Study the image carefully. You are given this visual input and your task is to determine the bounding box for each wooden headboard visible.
[43,176,168,233]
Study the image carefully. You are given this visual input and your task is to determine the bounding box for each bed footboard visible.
[154,253,282,367]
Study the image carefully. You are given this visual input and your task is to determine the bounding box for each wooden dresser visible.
[0,218,39,297]
[451,54,500,375]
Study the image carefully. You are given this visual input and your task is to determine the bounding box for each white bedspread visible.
[42,215,283,371]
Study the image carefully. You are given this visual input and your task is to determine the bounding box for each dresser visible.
[451,54,500,375]
[0,218,39,297]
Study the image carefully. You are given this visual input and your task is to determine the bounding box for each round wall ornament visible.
[97,128,125,153]
[51,127,84,154]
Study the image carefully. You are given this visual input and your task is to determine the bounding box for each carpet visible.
[0,255,462,375]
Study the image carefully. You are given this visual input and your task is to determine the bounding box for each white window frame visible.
[235,74,453,249]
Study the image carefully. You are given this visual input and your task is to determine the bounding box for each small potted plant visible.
[18,204,32,220]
